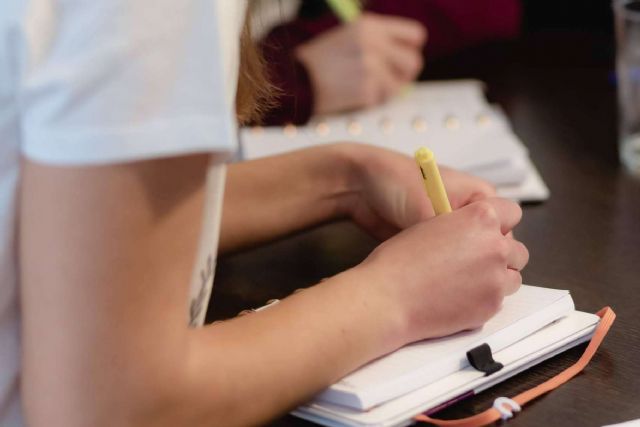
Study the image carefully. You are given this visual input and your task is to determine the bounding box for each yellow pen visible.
[326,0,362,23]
[415,147,452,215]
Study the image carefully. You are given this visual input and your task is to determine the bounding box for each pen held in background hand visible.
[326,0,362,23]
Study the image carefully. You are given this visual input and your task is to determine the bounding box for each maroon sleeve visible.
[367,0,522,59]
[258,15,340,126]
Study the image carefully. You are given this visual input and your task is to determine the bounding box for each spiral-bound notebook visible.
[240,80,549,202]
[292,285,599,427]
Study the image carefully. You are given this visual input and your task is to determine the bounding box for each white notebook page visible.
[318,285,573,409]
[297,311,598,427]
[241,80,527,171]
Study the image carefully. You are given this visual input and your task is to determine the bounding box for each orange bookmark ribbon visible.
[415,307,616,427]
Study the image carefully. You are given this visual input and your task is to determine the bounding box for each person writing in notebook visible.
[3,1,528,426]
[258,0,521,124]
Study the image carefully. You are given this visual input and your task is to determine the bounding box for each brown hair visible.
[235,10,276,125]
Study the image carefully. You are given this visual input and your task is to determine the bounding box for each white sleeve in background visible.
[18,0,246,165]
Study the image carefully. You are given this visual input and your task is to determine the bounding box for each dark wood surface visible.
[208,32,640,426]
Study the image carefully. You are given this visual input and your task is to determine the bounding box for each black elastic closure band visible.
[466,343,504,376]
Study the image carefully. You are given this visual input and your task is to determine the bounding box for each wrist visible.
[324,143,377,219]
[309,143,362,218]
[325,264,409,353]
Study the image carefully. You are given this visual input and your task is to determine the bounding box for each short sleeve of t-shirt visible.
[18,0,245,165]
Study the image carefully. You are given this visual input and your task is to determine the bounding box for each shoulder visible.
[17,0,247,166]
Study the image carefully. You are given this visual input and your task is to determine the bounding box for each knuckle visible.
[493,238,510,263]
[470,201,498,226]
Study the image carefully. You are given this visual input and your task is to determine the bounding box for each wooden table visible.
[208,32,640,426]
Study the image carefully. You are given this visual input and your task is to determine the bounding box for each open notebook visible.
[240,80,549,202]
[293,285,600,427]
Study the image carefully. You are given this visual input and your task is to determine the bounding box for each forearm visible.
[54,267,403,427]
[20,149,404,427]
[220,145,356,253]
[179,268,404,427]
[20,143,503,427]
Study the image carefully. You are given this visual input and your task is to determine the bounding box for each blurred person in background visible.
[255,0,521,125]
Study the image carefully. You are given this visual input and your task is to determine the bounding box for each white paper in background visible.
[496,155,549,201]
[240,80,550,202]
[603,420,640,427]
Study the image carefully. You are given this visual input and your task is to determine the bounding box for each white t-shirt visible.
[0,1,246,424]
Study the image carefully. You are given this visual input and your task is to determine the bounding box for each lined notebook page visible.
[319,285,572,409]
